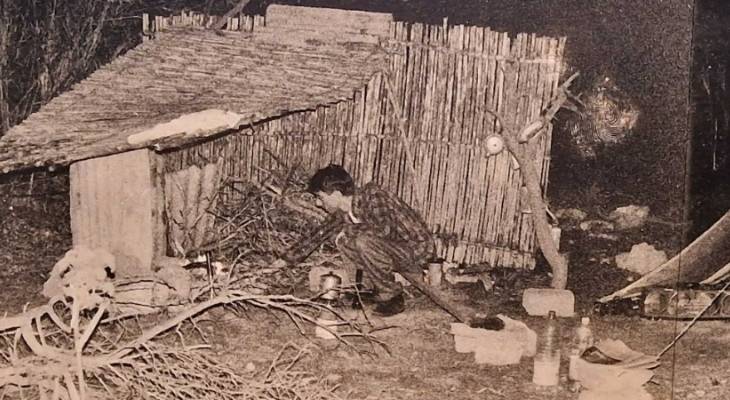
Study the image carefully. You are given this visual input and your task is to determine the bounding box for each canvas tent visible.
[600,209,730,302]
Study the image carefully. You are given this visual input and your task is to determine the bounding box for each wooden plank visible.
[254,27,382,46]
[151,152,168,259]
[265,5,393,38]
[70,149,160,273]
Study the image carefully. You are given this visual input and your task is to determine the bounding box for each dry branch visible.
[488,72,579,289]
[0,286,370,400]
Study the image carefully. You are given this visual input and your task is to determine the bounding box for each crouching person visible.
[271,164,437,316]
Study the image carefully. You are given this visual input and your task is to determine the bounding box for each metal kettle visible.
[319,272,342,301]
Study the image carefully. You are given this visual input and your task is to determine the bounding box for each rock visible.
[450,315,537,365]
[551,226,562,251]
[155,261,192,300]
[522,288,575,317]
[393,272,412,287]
[43,247,116,308]
[580,220,615,232]
[609,205,650,230]
[443,263,481,284]
[444,271,481,284]
[557,208,589,223]
[589,232,619,241]
[244,362,256,372]
[615,243,668,275]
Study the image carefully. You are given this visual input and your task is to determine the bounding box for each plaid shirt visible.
[281,182,435,265]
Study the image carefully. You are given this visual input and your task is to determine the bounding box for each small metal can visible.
[319,272,342,301]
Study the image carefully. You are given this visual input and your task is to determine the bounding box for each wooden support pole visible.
[489,73,578,289]
[210,0,251,31]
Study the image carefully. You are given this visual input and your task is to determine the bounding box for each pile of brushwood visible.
[194,168,344,295]
[0,169,383,400]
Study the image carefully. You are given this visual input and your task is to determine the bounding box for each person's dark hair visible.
[307,164,355,196]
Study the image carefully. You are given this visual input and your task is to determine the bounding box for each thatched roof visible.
[0,6,391,173]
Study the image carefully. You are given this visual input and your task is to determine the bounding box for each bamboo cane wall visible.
[160,13,565,269]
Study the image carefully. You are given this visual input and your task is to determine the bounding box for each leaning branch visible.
[488,72,578,289]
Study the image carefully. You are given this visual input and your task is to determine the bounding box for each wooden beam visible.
[264,4,392,38]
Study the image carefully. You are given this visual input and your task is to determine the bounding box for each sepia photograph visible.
[0,1,727,399]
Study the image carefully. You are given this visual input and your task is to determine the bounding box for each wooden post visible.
[142,13,150,41]
[69,149,166,274]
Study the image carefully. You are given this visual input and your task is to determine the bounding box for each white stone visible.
[443,263,481,284]
[580,220,615,232]
[609,205,650,230]
[450,315,537,365]
[556,208,588,223]
[522,288,575,317]
[43,246,116,300]
[615,243,668,275]
[393,272,412,287]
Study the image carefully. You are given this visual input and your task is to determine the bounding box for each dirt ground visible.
[1,171,729,400]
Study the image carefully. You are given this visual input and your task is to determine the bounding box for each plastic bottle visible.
[532,310,561,386]
[568,317,595,381]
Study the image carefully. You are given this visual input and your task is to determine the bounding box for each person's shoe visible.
[373,293,405,317]
[343,288,376,309]
[468,316,505,330]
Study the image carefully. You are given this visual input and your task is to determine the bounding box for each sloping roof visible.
[0,6,391,173]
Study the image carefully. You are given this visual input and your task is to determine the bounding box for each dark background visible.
[689,0,730,238]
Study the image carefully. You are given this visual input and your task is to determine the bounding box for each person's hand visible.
[270,258,288,270]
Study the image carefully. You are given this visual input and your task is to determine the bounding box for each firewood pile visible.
[194,167,343,295]
[0,174,378,400]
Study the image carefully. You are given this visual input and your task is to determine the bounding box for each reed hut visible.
[0,5,566,275]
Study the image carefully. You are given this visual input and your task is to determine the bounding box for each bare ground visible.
[1,171,729,400]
